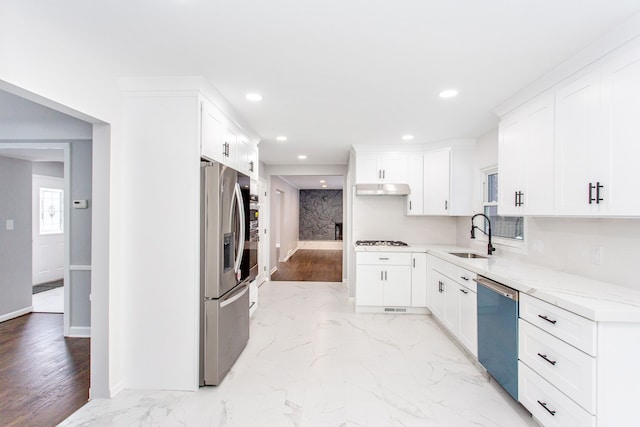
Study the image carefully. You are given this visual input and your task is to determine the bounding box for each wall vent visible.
[384,307,407,313]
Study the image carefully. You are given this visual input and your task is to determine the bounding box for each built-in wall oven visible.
[476,275,519,401]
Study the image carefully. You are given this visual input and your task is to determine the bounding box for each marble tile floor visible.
[33,286,64,313]
[60,281,538,427]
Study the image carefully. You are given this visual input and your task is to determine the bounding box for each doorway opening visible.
[269,174,345,283]
[32,168,65,313]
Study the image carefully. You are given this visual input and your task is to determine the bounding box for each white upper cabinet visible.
[201,101,226,164]
[236,136,259,178]
[554,69,607,216]
[423,149,451,215]
[423,147,473,216]
[405,154,424,215]
[355,152,407,184]
[555,42,640,216]
[498,39,640,217]
[499,92,555,216]
[601,43,640,215]
[201,99,258,177]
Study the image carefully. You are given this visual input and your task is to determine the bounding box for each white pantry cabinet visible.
[423,147,473,216]
[355,152,407,184]
[498,92,555,216]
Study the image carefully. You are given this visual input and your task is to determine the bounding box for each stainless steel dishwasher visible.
[476,275,519,401]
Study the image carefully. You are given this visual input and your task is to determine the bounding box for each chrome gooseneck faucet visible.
[470,213,496,255]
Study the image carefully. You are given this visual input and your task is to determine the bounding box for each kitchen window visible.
[483,168,524,243]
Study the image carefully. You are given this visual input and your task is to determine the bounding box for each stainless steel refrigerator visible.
[199,160,256,386]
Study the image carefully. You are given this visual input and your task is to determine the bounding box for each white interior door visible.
[32,175,65,285]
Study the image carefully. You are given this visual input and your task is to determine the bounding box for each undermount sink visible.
[448,252,488,259]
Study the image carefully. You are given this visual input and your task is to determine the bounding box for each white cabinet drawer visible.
[519,362,595,427]
[519,320,596,413]
[357,252,411,266]
[430,257,476,292]
[520,294,596,356]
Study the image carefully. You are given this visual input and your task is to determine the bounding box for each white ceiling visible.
[278,175,343,190]
[5,1,640,166]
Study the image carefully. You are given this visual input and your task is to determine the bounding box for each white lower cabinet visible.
[410,253,428,307]
[427,255,477,356]
[519,293,640,426]
[355,252,412,308]
[519,362,595,427]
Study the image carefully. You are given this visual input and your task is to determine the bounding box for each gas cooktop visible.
[355,240,409,247]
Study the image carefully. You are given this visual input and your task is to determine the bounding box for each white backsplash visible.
[353,194,457,245]
[457,216,640,291]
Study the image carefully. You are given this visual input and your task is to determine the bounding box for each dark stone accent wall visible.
[299,190,343,240]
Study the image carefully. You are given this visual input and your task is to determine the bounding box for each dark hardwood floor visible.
[271,249,343,282]
[0,313,90,427]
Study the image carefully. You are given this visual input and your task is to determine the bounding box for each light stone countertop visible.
[354,242,640,322]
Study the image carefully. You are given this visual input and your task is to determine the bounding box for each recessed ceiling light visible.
[322,184,328,188]
[276,136,287,142]
[298,155,307,160]
[439,89,458,98]
[402,135,414,141]
[245,93,263,101]
[319,180,326,183]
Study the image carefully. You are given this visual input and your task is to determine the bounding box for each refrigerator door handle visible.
[220,283,249,308]
[233,182,246,273]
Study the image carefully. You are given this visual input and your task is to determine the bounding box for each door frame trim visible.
[0,142,71,335]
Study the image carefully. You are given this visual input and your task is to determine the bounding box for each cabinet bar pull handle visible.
[588,182,596,204]
[381,271,384,280]
[413,258,415,268]
[538,314,557,324]
[378,169,381,179]
[537,400,556,416]
[445,200,448,210]
[249,161,254,172]
[460,276,469,281]
[383,169,385,179]
[384,271,387,281]
[459,288,469,294]
[409,200,412,210]
[379,257,389,260]
[537,353,557,366]
[596,182,604,204]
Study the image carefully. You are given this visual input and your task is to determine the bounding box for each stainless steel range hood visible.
[355,183,411,196]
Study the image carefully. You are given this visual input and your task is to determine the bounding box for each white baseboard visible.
[0,306,32,323]
[283,247,298,262]
[68,326,91,338]
[109,380,126,398]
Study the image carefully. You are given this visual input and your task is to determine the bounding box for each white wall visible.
[1,4,122,398]
[457,129,640,290]
[269,175,300,272]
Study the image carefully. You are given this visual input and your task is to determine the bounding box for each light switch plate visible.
[6,219,14,230]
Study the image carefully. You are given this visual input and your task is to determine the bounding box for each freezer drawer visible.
[202,282,250,386]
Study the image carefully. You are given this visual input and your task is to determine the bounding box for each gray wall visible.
[0,141,92,330]
[0,156,32,318]
[69,142,92,328]
[299,190,343,240]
